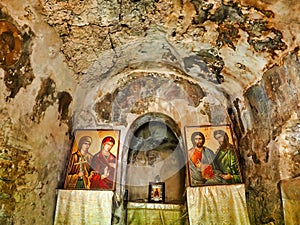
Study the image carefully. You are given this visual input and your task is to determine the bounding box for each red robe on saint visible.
[90,151,116,189]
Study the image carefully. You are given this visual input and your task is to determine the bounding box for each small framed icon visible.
[148,182,165,203]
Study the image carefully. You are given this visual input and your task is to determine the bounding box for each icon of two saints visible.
[64,136,116,190]
[188,130,242,186]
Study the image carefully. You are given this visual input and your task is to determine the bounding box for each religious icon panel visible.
[64,129,120,190]
[148,182,165,203]
[184,124,242,187]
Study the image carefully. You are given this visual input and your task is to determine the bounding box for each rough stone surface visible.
[0,0,299,224]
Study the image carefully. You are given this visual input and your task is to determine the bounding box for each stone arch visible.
[122,112,186,204]
[73,36,234,131]
[71,37,240,201]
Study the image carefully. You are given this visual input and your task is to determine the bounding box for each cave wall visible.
[0,0,299,224]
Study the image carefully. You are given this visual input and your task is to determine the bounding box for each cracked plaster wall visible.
[0,0,299,224]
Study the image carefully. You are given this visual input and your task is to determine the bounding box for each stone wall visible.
[0,0,299,224]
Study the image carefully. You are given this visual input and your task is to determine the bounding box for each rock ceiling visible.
[0,0,299,224]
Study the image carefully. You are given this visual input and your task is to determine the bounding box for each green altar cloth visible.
[126,202,187,225]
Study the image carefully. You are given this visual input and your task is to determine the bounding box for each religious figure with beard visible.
[211,130,242,184]
[188,131,216,185]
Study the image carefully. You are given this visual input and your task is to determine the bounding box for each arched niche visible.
[124,112,186,204]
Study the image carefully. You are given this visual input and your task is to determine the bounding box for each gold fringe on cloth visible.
[280,176,300,225]
[186,184,250,225]
[54,189,114,225]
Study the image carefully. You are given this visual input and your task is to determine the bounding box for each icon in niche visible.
[148,182,165,203]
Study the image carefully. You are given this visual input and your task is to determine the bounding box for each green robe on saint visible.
[213,143,241,184]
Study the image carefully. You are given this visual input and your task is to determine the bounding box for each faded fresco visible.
[0,20,22,67]
[64,129,120,190]
[185,124,242,187]
[106,74,204,124]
